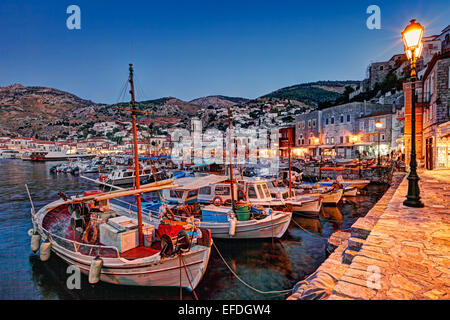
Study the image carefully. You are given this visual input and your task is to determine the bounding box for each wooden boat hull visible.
[344,187,358,197]
[291,198,322,215]
[198,211,292,239]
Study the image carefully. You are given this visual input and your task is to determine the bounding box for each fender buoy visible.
[213,196,223,207]
[40,240,51,261]
[237,189,245,200]
[27,228,34,237]
[31,232,41,253]
[88,256,103,284]
[228,218,236,236]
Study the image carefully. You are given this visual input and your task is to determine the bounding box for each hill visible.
[262,80,360,106]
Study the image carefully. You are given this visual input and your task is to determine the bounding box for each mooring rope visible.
[212,242,292,295]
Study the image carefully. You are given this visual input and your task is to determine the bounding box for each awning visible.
[438,121,450,138]
[318,145,335,149]
[174,174,229,190]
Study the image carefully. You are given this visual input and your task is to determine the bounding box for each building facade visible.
[421,50,450,169]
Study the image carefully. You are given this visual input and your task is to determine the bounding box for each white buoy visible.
[39,240,51,261]
[30,232,41,253]
[28,228,34,237]
[228,218,236,237]
[88,256,103,284]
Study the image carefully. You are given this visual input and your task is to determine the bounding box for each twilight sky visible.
[0,0,449,103]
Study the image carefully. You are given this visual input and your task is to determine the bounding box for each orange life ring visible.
[213,196,223,207]
[237,189,245,199]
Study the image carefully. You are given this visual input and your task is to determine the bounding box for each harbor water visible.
[0,159,388,300]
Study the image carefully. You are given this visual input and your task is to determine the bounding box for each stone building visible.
[421,49,450,169]
[356,110,394,159]
[295,102,392,159]
[368,54,407,90]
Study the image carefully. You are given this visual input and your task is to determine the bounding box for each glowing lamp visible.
[375,121,383,129]
[401,19,424,60]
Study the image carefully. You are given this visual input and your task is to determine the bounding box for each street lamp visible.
[402,19,424,208]
[375,121,383,165]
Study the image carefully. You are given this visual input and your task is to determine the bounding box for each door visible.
[425,138,433,170]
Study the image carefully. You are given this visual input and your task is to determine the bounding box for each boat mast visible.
[227,106,236,211]
[129,63,144,247]
[288,129,292,198]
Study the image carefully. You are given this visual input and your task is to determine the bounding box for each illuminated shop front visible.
[436,122,450,169]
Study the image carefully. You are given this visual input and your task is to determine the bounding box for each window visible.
[301,139,305,145]
[347,115,351,122]
[331,137,335,144]
[346,136,350,143]
[340,115,344,123]
[308,120,311,128]
[360,121,364,131]
[256,185,265,198]
[340,136,344,143]
[331,117,335,124]
[247,186,257,199]
[381,134,385,141]
[302,121,305,129]
[369,120,375,132]
[187,190,198,198]
[312,119,316,127]
[326,118,329,125]
[215,186,230,195]
[170,190,184,198]
[308,139,311,145]
[380,66,383,70]
[199,186,211,195]
[326,137,330,144]
[262,184,270,198]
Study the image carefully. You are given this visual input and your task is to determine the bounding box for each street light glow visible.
[402,19,424,59]
[375,121,383,129]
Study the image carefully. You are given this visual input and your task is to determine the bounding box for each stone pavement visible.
[329,169,450,300]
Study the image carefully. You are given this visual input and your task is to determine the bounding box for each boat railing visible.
[40,225,121,258]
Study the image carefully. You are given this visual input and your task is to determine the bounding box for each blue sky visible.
[0,0,449,103]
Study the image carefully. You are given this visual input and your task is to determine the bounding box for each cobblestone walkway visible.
[329,170,450,300]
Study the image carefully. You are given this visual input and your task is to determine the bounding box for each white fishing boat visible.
[98,166,169,186]
[269,187,322,215]
[154,175,292,240]
[0,149,20,159]
[27,64,212,291]
[28,182,211,289]
[295,183,343,205]
[320,176,370,190]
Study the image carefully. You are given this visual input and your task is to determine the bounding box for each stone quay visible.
[288,169,449,300]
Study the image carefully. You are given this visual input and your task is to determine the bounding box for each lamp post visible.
[402,19,424,208]
[375,121,383,165]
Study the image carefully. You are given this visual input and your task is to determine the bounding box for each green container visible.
[235,204,251,221]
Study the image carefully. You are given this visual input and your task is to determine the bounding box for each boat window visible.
[187,190,198,198]
[271,193,278,199]
[170,190,184,198]
[123,172,133,177]
[282,192,289,199]
[215,186,230,195]
[262,184,271,198]
[199,186,211,195]
[247,185,257,199]
[257,185,265,199]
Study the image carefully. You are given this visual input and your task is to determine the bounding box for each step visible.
[348,237,365,252]
[343,249,358,265]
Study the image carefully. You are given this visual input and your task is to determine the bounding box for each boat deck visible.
[42,204,162,260]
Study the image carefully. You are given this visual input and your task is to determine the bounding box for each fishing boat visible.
[319,176,370,190]
[239,178,322,216]
[294,182,343,205]
[27,64,212,290]
[0,149,20,159]
[343,186,358,197]
[97,166,169,186]
[141,175,292,240]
